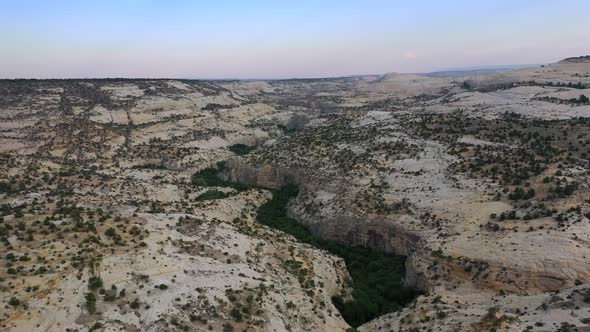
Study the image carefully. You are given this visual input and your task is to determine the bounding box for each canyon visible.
[1,56,590,331]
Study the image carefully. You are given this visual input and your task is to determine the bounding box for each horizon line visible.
[0,61,552,82]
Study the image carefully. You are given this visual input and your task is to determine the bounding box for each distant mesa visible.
[421,64,540,78]
[380,72,402,80]
[380,72,434,81]
[423,68,520,78]
[559,55,590,63]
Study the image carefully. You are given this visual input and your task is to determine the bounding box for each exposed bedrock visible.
[226,157,421,253]
[289,211,430,292]
[226,158,428,288]
[225,157,304,188]
[226,158,590,296]
[409,247,590,295]
[287,210,422,257]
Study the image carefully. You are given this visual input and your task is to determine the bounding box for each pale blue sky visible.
[1,0,589,78]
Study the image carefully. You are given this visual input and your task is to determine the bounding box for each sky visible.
[1,0,589,79]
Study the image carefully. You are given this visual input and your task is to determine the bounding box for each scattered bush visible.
[88,276,103,290]
[130,298,141,309]
[228,144,255,156]
[196,190,227,201]
[191,168,226,187]
[85,292,97,313]
[8,297,20,307]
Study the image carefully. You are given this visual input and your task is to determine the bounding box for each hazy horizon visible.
[0,62,546,81]
[2,0,590,79]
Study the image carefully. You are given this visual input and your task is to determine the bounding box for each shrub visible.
[191,168,226,187]
[230,307,243,321]
[228,144,255,155]
[104,227,116,237]
[130,298,141,309]
[8,297,20,307]
[191,165,253,191]
[85,293,97,313]
[89,323,103,332]
[196,190,227,201]
[88,276,103,290]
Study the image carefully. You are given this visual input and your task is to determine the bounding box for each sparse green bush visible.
[104,227,116,237]
[85,292,97,313]
[230,307,243,321]
[191,168,226,187]
[8,297,20,307]
[88,276,103,290]
[130,298,140,309]
[196,190,227,201]
[228,144,255,156]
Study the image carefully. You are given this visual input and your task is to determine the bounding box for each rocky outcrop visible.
[225,157,304,188]
[359,284,590,332]
[226,158,422,255]
[356,72,454,98]
[226,159,429,293]
[559,55,590,63]
[292,214,428,290]
[462,76,518,92]
[225,154,590,300]
[288,212,421,257]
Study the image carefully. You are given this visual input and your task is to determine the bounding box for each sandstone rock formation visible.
[2,56,590,331]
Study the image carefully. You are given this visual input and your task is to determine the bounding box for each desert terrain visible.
[2,56,590,331]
